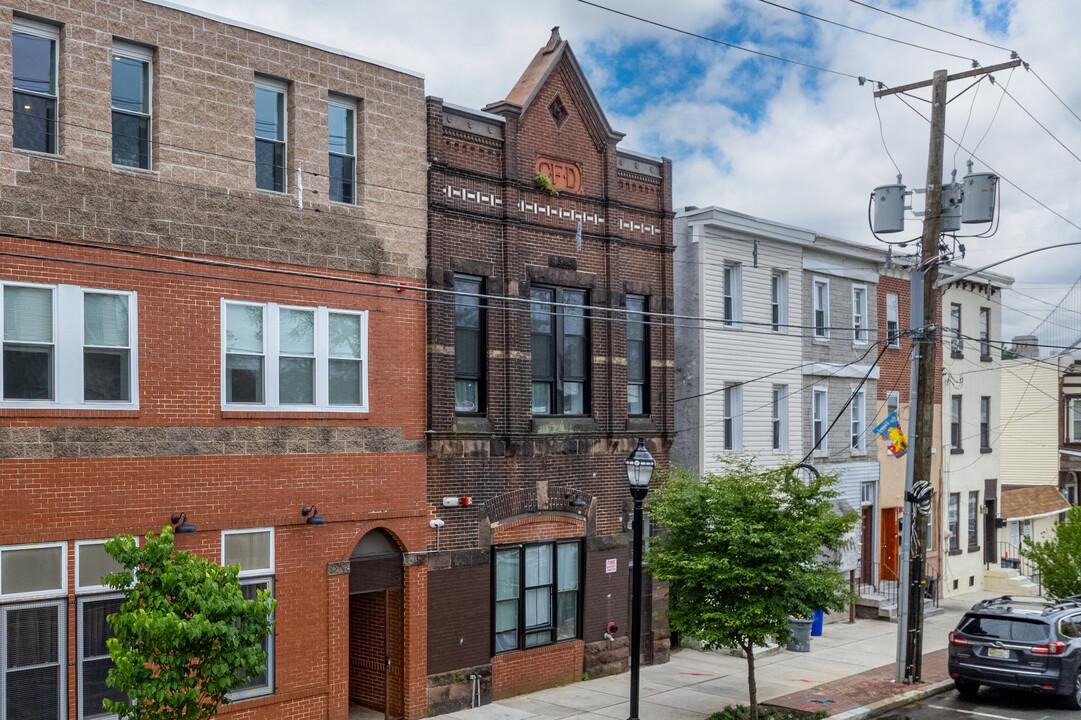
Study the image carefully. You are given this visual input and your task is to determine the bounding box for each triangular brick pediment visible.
[484,27,624,151]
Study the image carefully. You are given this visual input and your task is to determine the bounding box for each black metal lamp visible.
[302,506,326,525]
[170,512,196,534]
[624,437,655,720]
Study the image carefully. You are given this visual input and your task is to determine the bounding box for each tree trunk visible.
[744,640,757,720]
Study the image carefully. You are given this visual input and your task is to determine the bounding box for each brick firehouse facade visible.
[423,29,674,712]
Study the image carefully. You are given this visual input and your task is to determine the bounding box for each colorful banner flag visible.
[873,411,908,458]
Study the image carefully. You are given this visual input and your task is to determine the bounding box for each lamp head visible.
[170,512,196,534]
[302,506,327,526]
[625,437,655,496]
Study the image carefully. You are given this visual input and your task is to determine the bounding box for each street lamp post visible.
[625,437,655,720]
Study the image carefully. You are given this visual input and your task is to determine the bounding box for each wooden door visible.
[880,507,900,580]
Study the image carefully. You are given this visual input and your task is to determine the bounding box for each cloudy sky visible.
[174,0,1080,344]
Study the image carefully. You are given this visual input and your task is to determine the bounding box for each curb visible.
[828,679,954,720]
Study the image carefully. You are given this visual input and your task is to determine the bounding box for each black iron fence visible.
[997,541,1043,595]
[857,560,939,611]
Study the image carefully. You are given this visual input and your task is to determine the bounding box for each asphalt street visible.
[880,687,1081,720]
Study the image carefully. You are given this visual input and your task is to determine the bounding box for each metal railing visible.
[857,560,939,611]
[997,541,1044,595]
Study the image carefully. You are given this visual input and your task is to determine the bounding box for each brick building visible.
[424,29,674,713]
[0,2,430,719]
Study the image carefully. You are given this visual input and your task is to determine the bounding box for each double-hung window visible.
[493,540,580,653]
[950,395,963,452]
[770,272,787,333]
[722,264,741,327]
[0,542,67,720]
[531,287,588,416]
[948,493,960,553]
[850,388,865,451]
[812,387,828,453]
[979,307,991,360]
[111,43,152,169]
[2,282,137,407]
[626,295,648,415]
[222,300,367,411]
[75,540,132,719]
[968,491,980,550]
[950,303,963,356]
[980,396,991,451]
[813,278,829,339]
[255,78,287,192]
[723,382,741,451]
[223,529,274,700]
[12,18,58,154]
[328,96,356,204]
[852,285,867,344]
[772,385,787,451]
[1070,398,1081,443]
[886,293,899,347]
[454,275,484,414]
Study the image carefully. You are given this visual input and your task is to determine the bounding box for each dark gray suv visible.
[948,595,1081,708]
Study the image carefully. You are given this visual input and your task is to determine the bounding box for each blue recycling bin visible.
[811,610,824,636]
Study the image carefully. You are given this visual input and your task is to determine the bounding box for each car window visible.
[958,615,1050,642]
[1059,615,1081,639]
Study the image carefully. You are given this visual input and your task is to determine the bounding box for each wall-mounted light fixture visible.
[171,513,196,534]
[302,506,326,525]
[564,490,588,509]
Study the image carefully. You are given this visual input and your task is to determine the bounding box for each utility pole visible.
[874,58,1019,684]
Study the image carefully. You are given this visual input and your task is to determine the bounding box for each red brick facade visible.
[423,29,673,714]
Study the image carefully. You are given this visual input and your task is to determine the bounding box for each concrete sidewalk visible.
[431,591,997,720]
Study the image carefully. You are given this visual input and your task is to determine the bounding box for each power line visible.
[1028,66,1081,128]
[995,80,1081,166]
[757,0,976,63]
[846,0,1015,54]
[575,0,876,84]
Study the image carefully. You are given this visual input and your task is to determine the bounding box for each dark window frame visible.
[948,492,961,554]
[626,294,649,416]
[491,539,583,655]
[530,285,590,417]
[454,274,485,415]
[980,396,992,452]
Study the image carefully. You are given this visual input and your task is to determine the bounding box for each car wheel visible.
[1065,672,1081,711]
[954,679,980,699]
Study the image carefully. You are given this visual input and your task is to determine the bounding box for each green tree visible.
[102,526,276,720]
[646,458,857,720]
[1020,504,1081,599]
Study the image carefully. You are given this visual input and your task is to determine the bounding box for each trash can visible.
[787,616,813,652]
[811,610,824,636]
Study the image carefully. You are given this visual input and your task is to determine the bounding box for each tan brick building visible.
[0,1,430,718]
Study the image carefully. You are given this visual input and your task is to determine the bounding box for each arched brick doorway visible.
[349,529,405,720]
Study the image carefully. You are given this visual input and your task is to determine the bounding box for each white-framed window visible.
[950,395,963,451]
[723,382,742,451]
[979,307,991,359]
[0,542,66,601]
[111,42,153,169]
[886,292,899,347]
[852,285,867,344]
[812,386,828,453]
[223,529,274,701]
[1,282,139,409]
[770,272,787,333]
[850,387,866,451]
[255,76,287,192]
[950,303,963,355]
[1068,397,1081,443]
[813,278,829,339]
[861,480,876,506]
[772,384,788,451]
[722,263,741,327]
[328,95,356,204]
[886,390,899,418]
[12,18,59,154]
[75,539,132,593]
[77,594,127,719]
[1,598,66,718]
[222,300,368,411]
